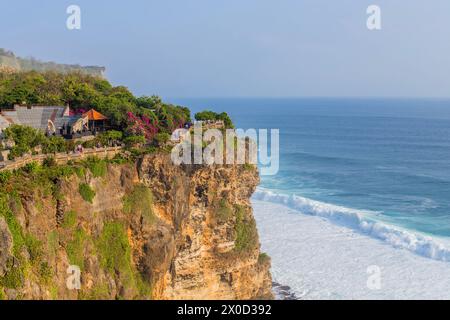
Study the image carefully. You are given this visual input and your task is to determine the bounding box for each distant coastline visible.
[0,48,105,77]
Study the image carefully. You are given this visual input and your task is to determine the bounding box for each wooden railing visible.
[0,146,123,172]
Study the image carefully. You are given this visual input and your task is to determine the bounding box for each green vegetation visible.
[96,130,123,146]
[153,132,170,147]
[41,136,67,154]
[234,205,257,253]
[2,125,74,160]
[3,124,45,159]
[38,262,53,285]
[74,166,86,179]
[25,235,44,265]
[195,110,234,128]
[96,222,151,298]
[46,231,59,259]
[258,252,270,264]
[82,156,107,178]
[243,163,255,171]
[0,261,24,289]
[0,194,25,256]
[216,199,233,222]
[79,183,95,203]
[79,283,110,300]
[0,193,51,289]
[123,185,155,224]
[66,228,88,271]
[124,135,145,148]
[0,70,191,135]
[62,210,78,229]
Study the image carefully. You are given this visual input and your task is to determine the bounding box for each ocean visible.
[170,98,450,299]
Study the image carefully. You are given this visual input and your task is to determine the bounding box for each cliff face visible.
[0,153,272,300]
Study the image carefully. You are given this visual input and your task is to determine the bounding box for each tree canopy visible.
[195,110,234,128]
[0,70,191,135]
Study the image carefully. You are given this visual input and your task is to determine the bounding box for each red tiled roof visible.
[82,109,108,121]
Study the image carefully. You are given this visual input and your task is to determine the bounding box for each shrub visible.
[258,253,270,264]
[3,124,45,159]
[83,157,107,178]
[124,135,145,148]
[42,136,67,154]
[154,132,170,147]
[195,110,234,128]
[82,140,96,149]
[43,156,57,167]
[74,166,86,179]
[24,161,41,174]
[97,130,123,146]
[79,183,95,203]
[0,171,12,184]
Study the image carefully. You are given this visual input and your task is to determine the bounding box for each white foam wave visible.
[253,189,450,262]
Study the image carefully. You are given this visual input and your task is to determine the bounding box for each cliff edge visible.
[0,153,272,300]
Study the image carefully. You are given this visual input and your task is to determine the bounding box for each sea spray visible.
[253,189,450,262]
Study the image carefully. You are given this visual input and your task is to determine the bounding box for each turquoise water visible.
[171,98,450,238]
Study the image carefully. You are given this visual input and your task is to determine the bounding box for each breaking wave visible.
[253,189,450,262]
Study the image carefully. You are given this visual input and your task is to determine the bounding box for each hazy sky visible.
[1,0,450,98]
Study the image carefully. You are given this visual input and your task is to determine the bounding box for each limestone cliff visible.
[0,153,272,300]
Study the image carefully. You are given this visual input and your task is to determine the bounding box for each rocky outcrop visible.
[0,153,272,300]
[138,154,272,299]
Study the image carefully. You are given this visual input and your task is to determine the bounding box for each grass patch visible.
[79,183,95,203]
[97,223,132,273]
[0,287,5,300]
[79,283,110,300]
[258,252,270,264]
[62,210,78,229]
[38,262,53,285]
[83,157,107,178]
[0,262,24,289]
[47,231,59,259]
[24,235,43,266]
[216,199,233,222]
[122,185,155,224]
[96,222,151,298]
[234,205,257,253]
[74,166,86,179]
[0,195,45,289]
[0,195,25,257]
[243,163,255,171]
[66,228,88,271]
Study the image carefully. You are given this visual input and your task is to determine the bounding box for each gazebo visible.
[82,109,109,132]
